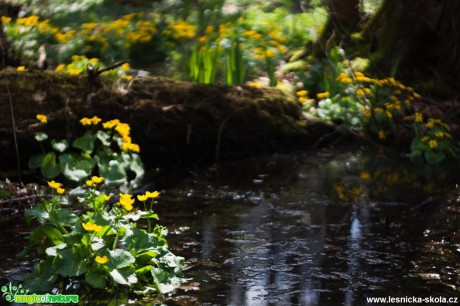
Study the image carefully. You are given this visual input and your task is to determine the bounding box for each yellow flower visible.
[90,116,102,125]
[103,119,120,129]
[119,193,134,211]
[296,90,308,97]
[359,171,370,180]
[36,114,48,123]
[355,76,373,83]
[426,119,434,128]
[137,194,149,202]
[121,63,131,71]
[428,139,438,149]
[17,66,26,71]
[146,191,160,199]
[86,180,94,187]
[316,92,330,100]
[414,112,423,123]
[378,130,386,139]
[48,180,62,189]
[56,187,65,194]
[435,132,444,138]
[82,222,103,232]
[91,176,104,184]
[95,255,109,264]
[55,64,65,72]
[103,194,111,201]
[298,96,309,103]
[80,117,93,125]
[1,16,12,24]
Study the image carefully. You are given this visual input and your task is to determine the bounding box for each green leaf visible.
[96,130,112,146]
[91,237,105,251]
[85,267,106,289]
[425,151,445,164]
[34,132,48,142]
[56,248,88,277]
[72,131,96,153]
[107,249,135,270]
[59,153,95,182]
[109,267,138,285]
[41,152,61,178]
[45,243,67,256]
[96,150,126,184]
[51,139,68,152]
[124,153,144,186]
[29,153,44,170]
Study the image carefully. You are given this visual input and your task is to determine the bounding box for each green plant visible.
[406,114,459,164]
[298,47,460,163]
[19,178,184,295]
[189,43,219,84]
[225,39,248,85]
[29,115,144,187]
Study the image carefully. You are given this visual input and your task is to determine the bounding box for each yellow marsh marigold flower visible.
[119,193,134,211]
[414,112,423,123]
[56,187,65,194]
[17,66,26,71]
[95,255,109,264]
[86,176,104,187]
[80,116,102,126]
[1,16,12,24]
[137,194,149,202]
[378,130,386,140]
[146,191,160,199]
[296,90,308,97]
[82,222,103,232]
[36,114,48,123]
[435,131,445,138]
[428,139,438,149]
[103,119,120,129]
[80,117,92,125]
[86,180,94,187]
[355,76,373,83]
[316,92,330,100]
[359,171,370,180]
[103,194,111,201]
[48,180,62,189]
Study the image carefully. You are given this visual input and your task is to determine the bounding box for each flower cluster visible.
[86,176,104,187]
[137,191,160,202]
[48,180,65,194]
[103,119,140,153]
[118,193,135,211]
[80,116,102,126]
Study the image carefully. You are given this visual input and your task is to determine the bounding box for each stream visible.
[1,148,459,305]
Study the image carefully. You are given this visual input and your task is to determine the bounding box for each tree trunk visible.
[363,0,460,95]
[312,0,361,57]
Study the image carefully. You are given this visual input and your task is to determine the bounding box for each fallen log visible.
[0,69,335,175]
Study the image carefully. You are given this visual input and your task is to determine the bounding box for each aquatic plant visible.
[298,47,460,164]
[18,178,184,295]
[29,115,144,187]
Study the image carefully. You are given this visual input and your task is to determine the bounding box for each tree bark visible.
[363,0,460,95]
[311,0,361,57]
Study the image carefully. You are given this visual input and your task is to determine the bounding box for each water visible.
[1,149,459,305]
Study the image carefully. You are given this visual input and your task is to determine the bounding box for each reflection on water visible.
[159,149,459,305]
[1,149,459,305]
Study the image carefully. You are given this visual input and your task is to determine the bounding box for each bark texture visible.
[363,0,460,95]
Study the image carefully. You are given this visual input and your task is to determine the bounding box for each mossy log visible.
[0,69,335,174]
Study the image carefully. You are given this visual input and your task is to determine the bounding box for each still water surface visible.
[1,149,459,305]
